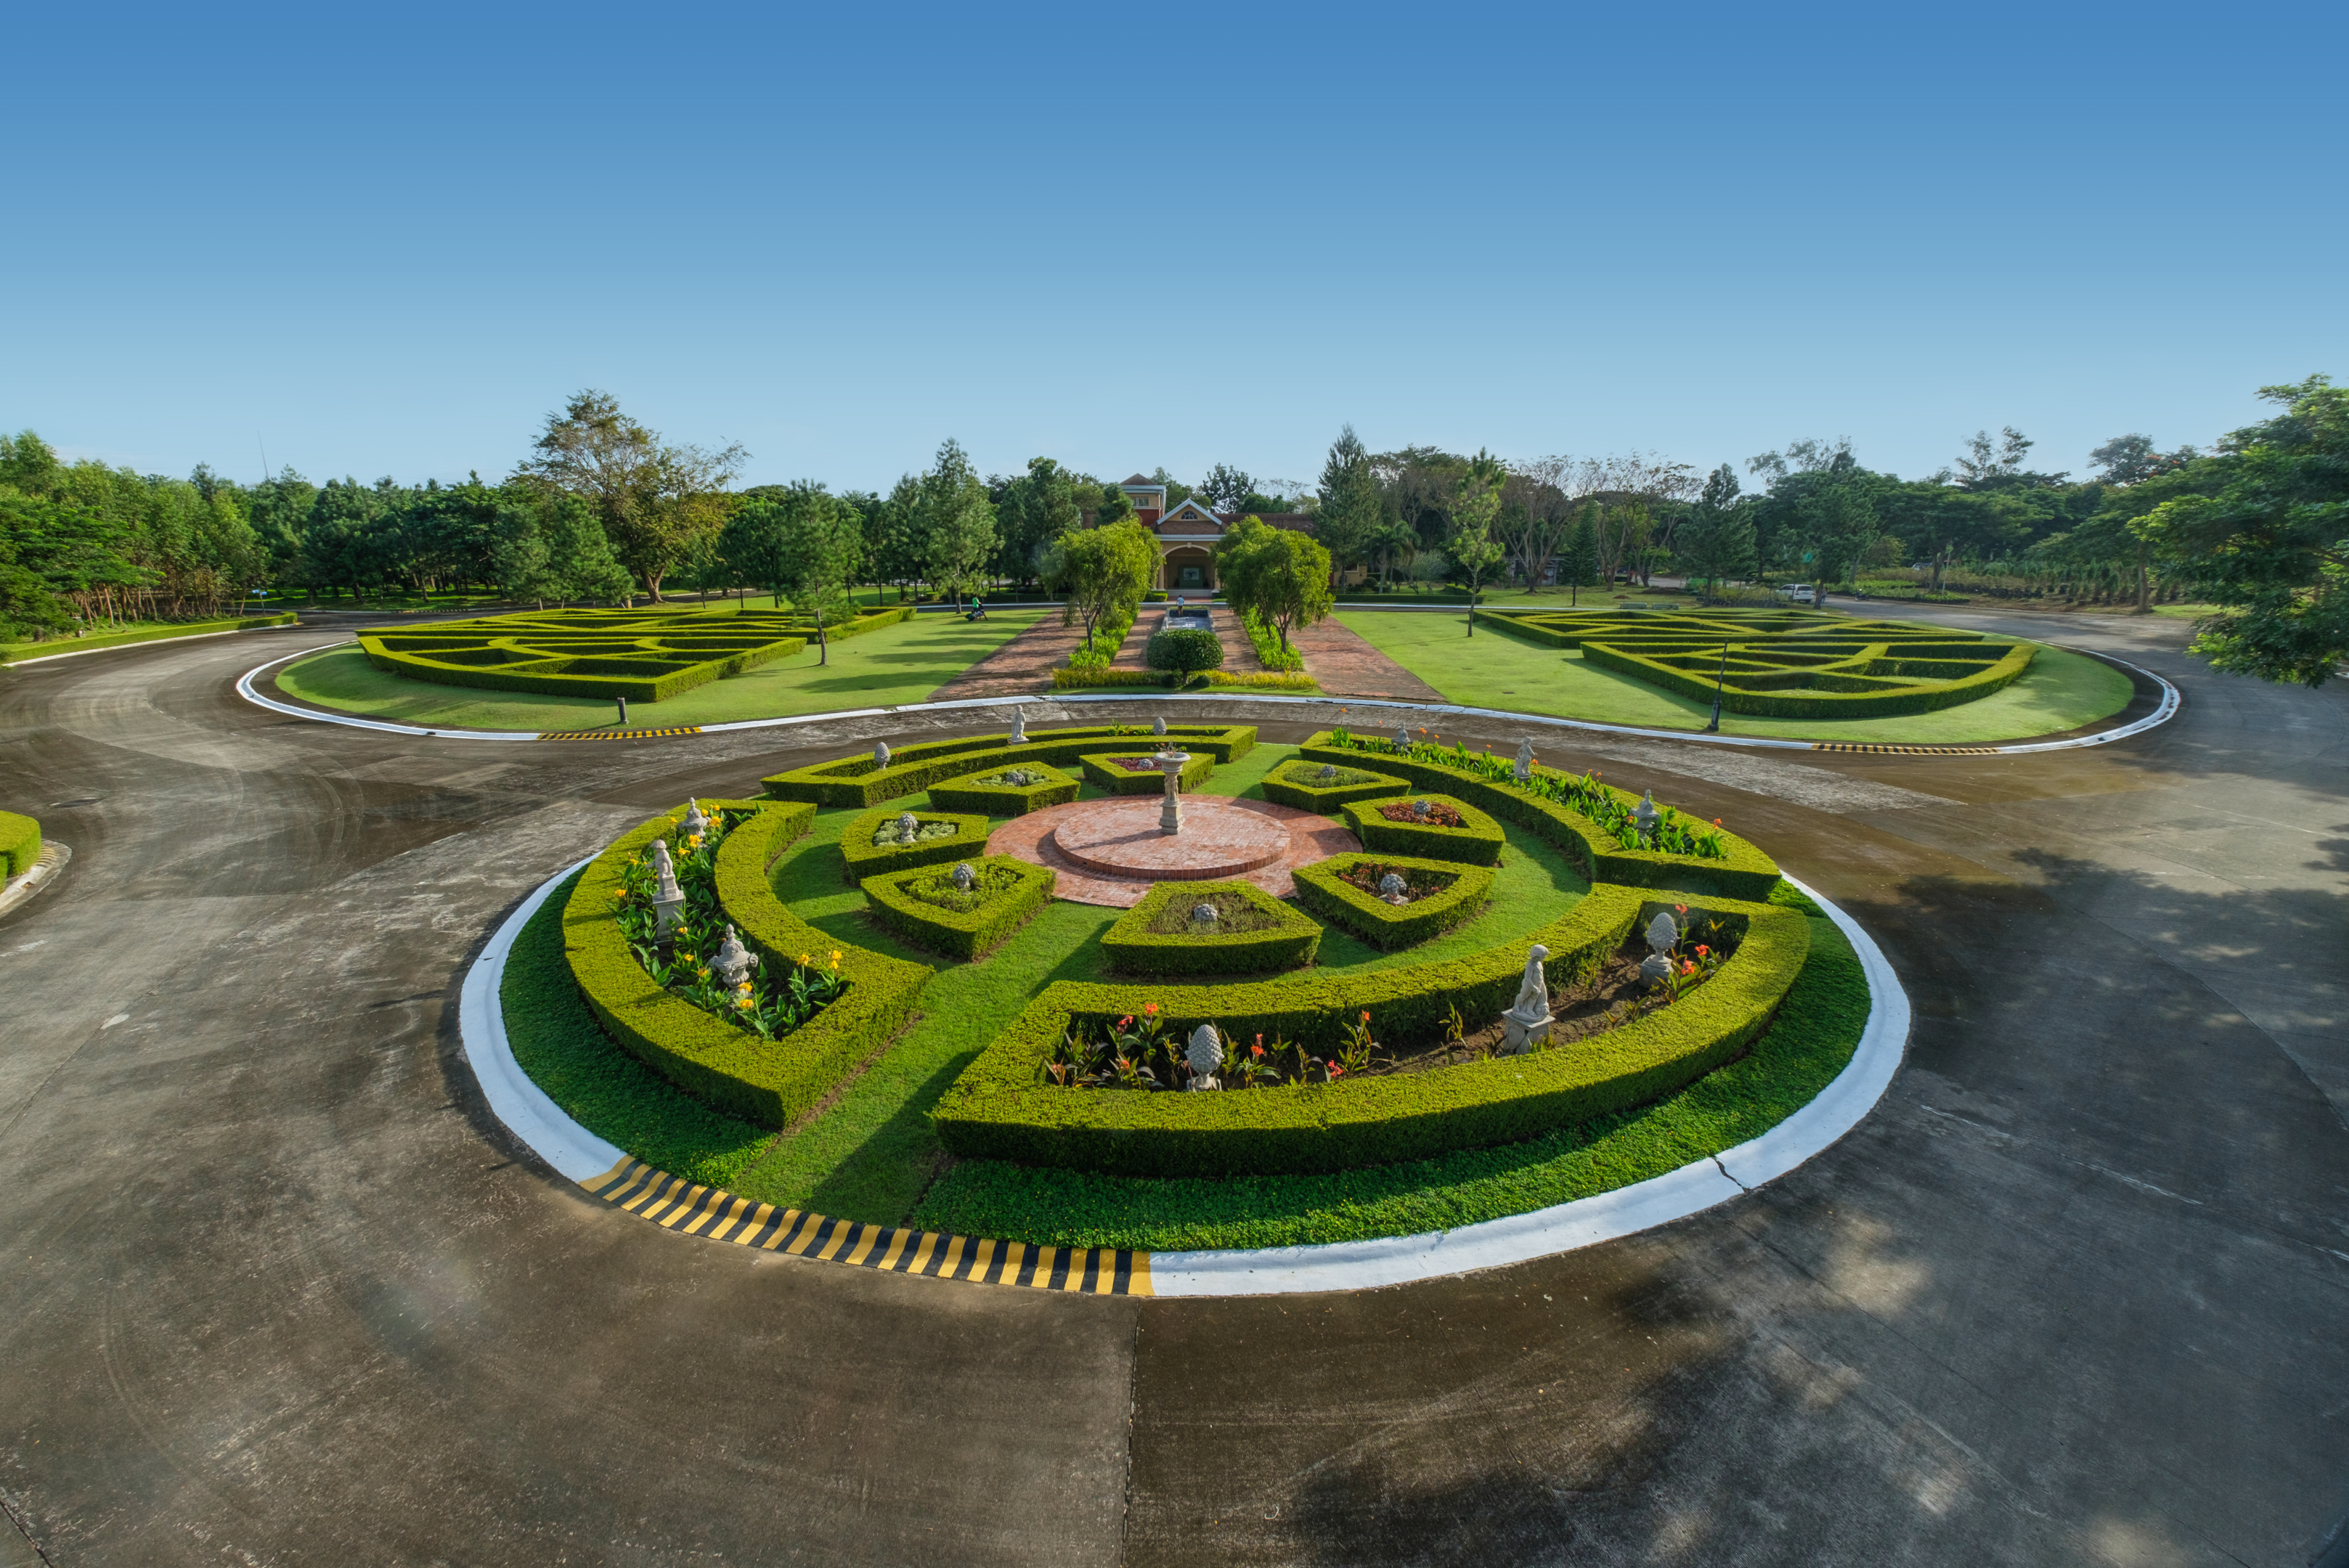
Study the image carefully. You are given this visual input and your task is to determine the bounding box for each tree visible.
[2090,433,2199,487]
[1313,426,1380,584]
[721,481,863,657]
[1092,481,1136,529]
[1217,517,1333,655]
[1043,519,1157,653]
[521,389,744,602]
[907,439,998,602]
[1446,469,1507,632]
[1559,504,1600,605]
[1366,516,1419,589]
[1681,465,1758,597]
[1954,427,2068,491]
[2136,375,2348,686]
[1800,483,1878,602]
[1200,463,1255,513]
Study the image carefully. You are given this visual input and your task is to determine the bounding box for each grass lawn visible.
[1340,609,2136,743]
[275,609,1047,731]
[502,743,1863,1251]
[1,613,297,663]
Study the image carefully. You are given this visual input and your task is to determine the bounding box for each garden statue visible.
[1640,910,1680,988]
[681,798,708,839]
[874,740,891,769]
[1185,1024,1222,1090]
[1008,706,1027,743]
[1514,738,1534,785]
[895,812,919,844]
[1390,722,1410,754]
[1190,902,1217,926]
[1499,943,1553,1054]
[1377,871,1409,905]
[952,862,975,892]
[1634,790,1658,842]
[649,839,685,936]
[712,925,755,989]
[1152,715,1168,737]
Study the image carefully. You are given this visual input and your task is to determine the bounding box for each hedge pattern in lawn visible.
[932,887,1808,1177]
[1258,759,1411,812]
[926,762,1080,816]
[1343,793,1506,865]
[359,604,915,703]
[1291,853,1495,950]
[861,856,1057,960]
[762,724,1257,808]
[838,807,992,884]
[1475,606,2036,719]
[0,811,39,878]
[1301,732,1779,901]
[1099,881,1324,976]
[561,800,932,1127]
[1078,750,1217,796]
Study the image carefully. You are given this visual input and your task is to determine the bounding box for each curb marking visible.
[1811,743,2000,756]
[580,1159,1152,1294]
[540,726,704,740]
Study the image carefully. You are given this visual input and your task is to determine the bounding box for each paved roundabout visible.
[1,611,2344,1566]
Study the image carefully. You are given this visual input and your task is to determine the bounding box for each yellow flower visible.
[829,950,842,968]
[799,952,811,965]
[688,834,702,847]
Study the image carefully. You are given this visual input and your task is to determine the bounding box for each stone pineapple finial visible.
[1186,1024,1222,1090]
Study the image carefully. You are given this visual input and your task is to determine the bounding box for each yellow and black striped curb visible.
[1809,742,2000,756]
[582,1159,1152,1295]
[539,726,704,741]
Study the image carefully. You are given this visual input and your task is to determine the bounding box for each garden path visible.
[927,611,1090,699]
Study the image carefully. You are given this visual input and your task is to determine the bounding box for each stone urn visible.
[895,812,920,845]
[952,862,976,892]
[712,924,756,989]
[1377,871,1410,906]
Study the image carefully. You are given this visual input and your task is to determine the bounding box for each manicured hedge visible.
[1343,793,1506,865]
[1579,637,2037,719]
[1259,760,1411,812]
[1099,881,1324,976]
[1291,854,1495,950]
[561,800,932,1127]
[1078,750,1217,795]
[1298,733,1780,901]
[861,856,1057,960]
[927,761,1080,816]
[933,889,1809,1177]
[0,811,39,878]
[762,724,1258,808]
[838,808,992,884]
[1052,669,1320,693]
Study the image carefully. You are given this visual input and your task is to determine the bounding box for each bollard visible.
[616,697,629,728]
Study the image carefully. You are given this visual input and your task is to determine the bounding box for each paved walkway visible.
[1290,613,1446,701]
[928,612,1091,699]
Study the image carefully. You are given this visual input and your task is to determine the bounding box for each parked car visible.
[1775,583,1813,600]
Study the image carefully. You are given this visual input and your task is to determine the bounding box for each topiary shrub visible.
[1145,626,1224,673]
[1259,759,1411,813]
[861,856,1057,960]
[1342,793,1506,865]
[1099,881,1324,975]
[927,762,1080,816]
[838,808,993,884]
[1078,751,1216,796]
[1290,854,1494,950]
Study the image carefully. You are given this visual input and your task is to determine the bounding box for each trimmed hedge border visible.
[861,856,1057,960]
[1579,637,2036,720]
[1343,793,1506,865]
[1099,881,1324,976]
[560,800,932,1127]
[839,808,993,884]
[932,888,1807,1177]
[1258,760,1412,812]
[1299,733,1780,901]
[1078,751,1217,796]
[0,811,39,878]
[927,762,1080,816]
[1291,854,1495,950]
[762,724,1258,808]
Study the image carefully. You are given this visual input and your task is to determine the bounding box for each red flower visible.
[1695,944,1710,957]
[1359,1010,1370,1023]
[1144,1002,1159,1016]
[1682,960,1696,975]
[1251,1043,1264,1058]
[1328,1063,1345,1078]
[1713,817,1723,827]
[1117,1015,1133,1029]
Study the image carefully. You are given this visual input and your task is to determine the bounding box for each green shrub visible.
[1099,881,1324,975]
[927,761,1080,816]
[1343,793,1506,865]
[0,811,39,877]
[1078,750,1216,795]
[1051,668,1319,692]
[932,889,1808,1177]
[1145,626,1224,672]
[361,605,818,702]
[1291,854,1494,950]
[1258,759,1410,812]
[762,724,1258,807]
[561,801,932,1127]
[838,807,992,884]
[860,856,1057,960]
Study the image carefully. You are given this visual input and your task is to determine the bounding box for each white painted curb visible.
[4,622,304,667]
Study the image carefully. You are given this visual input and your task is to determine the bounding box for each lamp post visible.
[1702,642,1727,734]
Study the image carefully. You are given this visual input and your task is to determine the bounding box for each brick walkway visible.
[1290,615,1446,701]
[927,613,1090,700]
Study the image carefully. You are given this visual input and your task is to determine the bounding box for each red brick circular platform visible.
[988,797,1362,908]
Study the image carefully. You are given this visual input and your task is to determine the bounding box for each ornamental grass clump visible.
[613,809,848,1040]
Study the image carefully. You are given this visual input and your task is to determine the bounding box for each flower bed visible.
[1290,853,1494,950]
[837,807,991,884]
[1077,750,1217,796]
[1097,881,1324,976]
[1342,793,1505,865]
[932,887,1809,1177]
[1304,730,1779,901]
[762,724,1257,809]
[860,856,1057,960]
[1258,759,1410,813]
[926,762,1080,816]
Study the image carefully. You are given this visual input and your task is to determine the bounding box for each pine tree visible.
[1559,504,1600,606]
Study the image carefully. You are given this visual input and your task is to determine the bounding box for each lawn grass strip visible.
[1341,793,1506,865]
[761,724,1257,807]
[1099,881,1324,976]
[931,889,1806,1177]
[1,611,298,663]
[860,856,1058,960]
[1291,854,1494,950]
[836,807,993,883]
[0,811,38,878]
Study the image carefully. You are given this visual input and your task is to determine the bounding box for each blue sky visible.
[6,1,2341,494]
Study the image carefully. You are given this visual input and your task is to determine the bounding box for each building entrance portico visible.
[1163,546,1215,592]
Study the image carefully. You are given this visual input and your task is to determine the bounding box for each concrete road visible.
[1,622,2343,1567]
